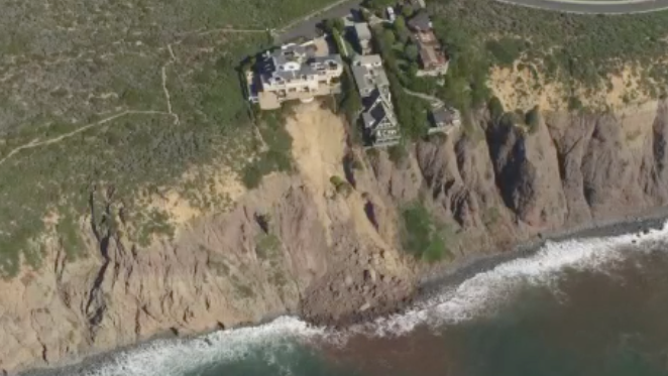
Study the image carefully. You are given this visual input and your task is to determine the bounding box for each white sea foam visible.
[85,316,325,376]
[80,221,668,375]
[358,221,668,337]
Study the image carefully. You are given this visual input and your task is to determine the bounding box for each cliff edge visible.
[3,99,668,374]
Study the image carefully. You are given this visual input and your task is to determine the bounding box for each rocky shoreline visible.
[18,208,668,376]
[8,98,668,375]
[307,207,668,329]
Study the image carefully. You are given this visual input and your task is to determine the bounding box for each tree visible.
[382,28,396,46]
[404,43,419,62]
[401,5,414,18]
[408,62,419,78]
[394,15,407,31]
[394,16,409,42]
[321,18,345,34]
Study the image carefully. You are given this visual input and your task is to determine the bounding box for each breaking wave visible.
[73,221,668,376]
[359,221,668,336]
[82,317,325,376]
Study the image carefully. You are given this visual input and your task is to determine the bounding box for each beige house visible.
[251,39,344,110]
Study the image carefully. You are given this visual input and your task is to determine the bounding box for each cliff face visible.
[3,100,668,374]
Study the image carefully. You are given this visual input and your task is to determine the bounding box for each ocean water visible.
[56,223,668,376]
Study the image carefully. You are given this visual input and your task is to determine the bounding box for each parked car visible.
[386,6,396,22]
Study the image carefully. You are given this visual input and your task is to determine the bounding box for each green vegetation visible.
[388,144,408,165]
[330,175,353,197]
[335,67,364,143]
[0,0,337,276]
[255,233,281,259]
[321,18,346,34]
[371,24,432,140]
[0,30,266,275]
[482,207,501,227]
[400,202,454,263]
[242,109,294,189]
[485,38,527,68]
[432,19,492,112]
[525,106,541,134]
[364,0,400,12]
[428,0,668,97]
[488,96,505,121]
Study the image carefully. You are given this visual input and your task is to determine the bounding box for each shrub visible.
[400,202,453,263]
[487,96,505,121]
[330,175,353,197]
[500,111,523,127]
[366,148,380,163]
[568,96,583,112]
[320,18,345,34]
[485,38,525,68]
[388,144,408,165]
[525,106,541,134]
[242,163,263,189]
[255,233,281,259]
[404,43,419,62]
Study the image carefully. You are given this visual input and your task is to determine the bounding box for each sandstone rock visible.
[363,269,377,283]
[6,100,668,374]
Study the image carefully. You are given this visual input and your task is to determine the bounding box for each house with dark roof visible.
[349,48,400,147]
[407,11,432,32]
[429,107,461,134]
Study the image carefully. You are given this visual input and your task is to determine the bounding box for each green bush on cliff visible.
[400,202,453,263]
[525,106,541,134]
[488,97,505,121]
[330,175,353,197]
[388,144,408,165]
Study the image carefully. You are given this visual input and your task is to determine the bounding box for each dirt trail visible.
[0,110,176,168]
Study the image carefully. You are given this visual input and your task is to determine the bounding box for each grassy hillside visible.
[0,0,336,276]
[427,0,668,108]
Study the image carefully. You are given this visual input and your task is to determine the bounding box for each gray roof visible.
[262,45,342,82]
[408,11,432,31]
[352,65,373,95]
[362,112,376,128]
[353,54,383,67]
[432,108,456,126]
[354,23,372,41]
[271,44,310,64]
[351,61,390,97]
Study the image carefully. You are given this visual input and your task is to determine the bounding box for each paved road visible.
[499,0,668,14]
[275,0,668,44]
[275,0,363,44]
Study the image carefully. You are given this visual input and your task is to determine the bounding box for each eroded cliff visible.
[3,99,668,374]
